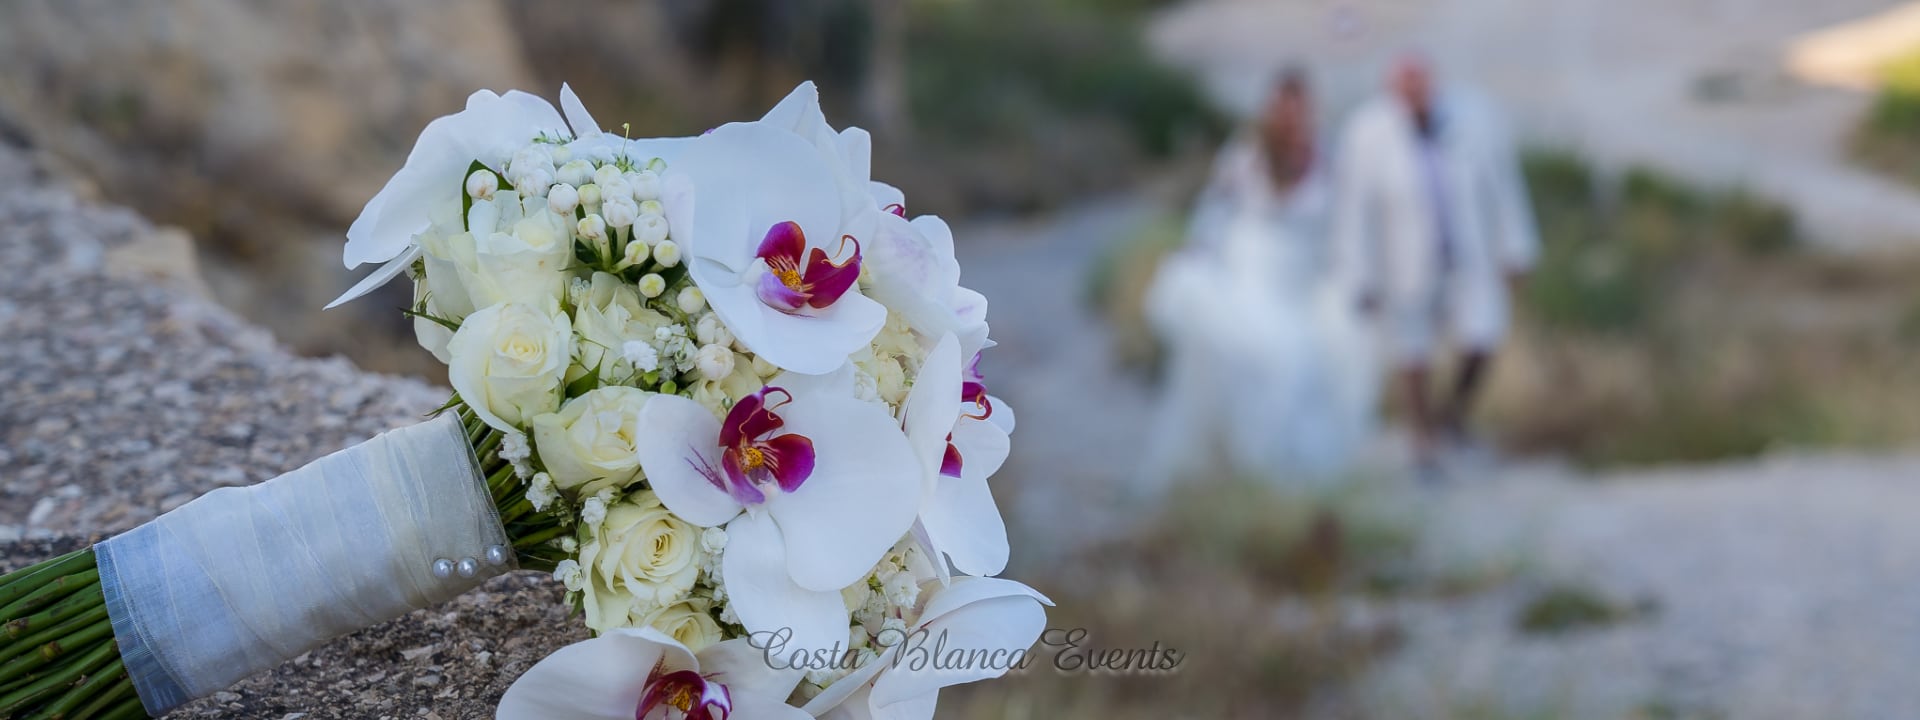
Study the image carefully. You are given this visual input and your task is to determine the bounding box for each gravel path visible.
[1150,0,1920,250]
[1361,454,1920,719]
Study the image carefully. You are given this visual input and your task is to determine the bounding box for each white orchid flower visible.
[755,82,885,229]
[497,627,808,720]
[633,381,921,659]
[899,334,1012,579]
[802,577,1051,720]
[660,135,883,375]
[862,212,992,362]
[661,85,888,375]
[762,82,992,361]
[329,84,687,309]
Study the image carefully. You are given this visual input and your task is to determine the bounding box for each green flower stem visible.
[0,622,110,695]
[0,637,114,717]
[0,605,108,669]
[34,659,126,720]
[498,495,536,527]
[487,464,517,505]
[0,571,98,628]
[62,669,133,720]
[473,430,504,467]
[3,582,101,641]
[511,524,569,551]
[0,554,90,613]
[21,655,119,720]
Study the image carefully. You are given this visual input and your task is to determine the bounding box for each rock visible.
[399,645,436,662]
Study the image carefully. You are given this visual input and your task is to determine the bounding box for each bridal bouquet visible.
[0,82,1047,719]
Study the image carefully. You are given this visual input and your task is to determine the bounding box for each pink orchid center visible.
[636,668,731,720]
[753,221,862,314]
[693,386,816,506]
[940,356,995,479]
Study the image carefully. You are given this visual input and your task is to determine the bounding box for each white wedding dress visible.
[1144,137,1379,485]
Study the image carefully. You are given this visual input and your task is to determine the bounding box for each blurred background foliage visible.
[0,0,1222,382]
[1853,46,1920,188]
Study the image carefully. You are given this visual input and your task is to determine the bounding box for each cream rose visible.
[410,269,455,365]
[423,192,574,313]
[639,599,725,652]
[571,272,675,380]
[448,300,572,432]
[577,491,705,632]
[531,386,652,492]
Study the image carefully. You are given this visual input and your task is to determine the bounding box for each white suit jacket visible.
[1330,91,1537,340]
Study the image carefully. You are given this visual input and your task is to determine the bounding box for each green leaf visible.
[564,363,603,398]
[426,394,463,418]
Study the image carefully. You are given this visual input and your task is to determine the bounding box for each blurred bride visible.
[1144,68,1378,484]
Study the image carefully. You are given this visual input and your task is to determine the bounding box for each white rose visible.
[416,200,479,322]
[694,344,735,381]
[410,270,455,365]
[447,300,572,432]
[578,491,705,632]
[430,215,573,312]
[531,386,653,492]
[639,599,724,652]
[571,272,674,379]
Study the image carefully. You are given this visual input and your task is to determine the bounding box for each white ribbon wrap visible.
[95,413,512,715]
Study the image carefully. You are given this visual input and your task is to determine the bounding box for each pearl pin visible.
[456,557,480,579]
[485,544,511,567]
[430,558,454,580]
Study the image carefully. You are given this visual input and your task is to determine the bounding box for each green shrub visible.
[1516,584,1638,634]
[1521,152,1797,335]
[1852,47,1920,186]
[905,0,1224,158]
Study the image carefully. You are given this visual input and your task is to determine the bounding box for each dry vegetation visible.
[940,477,1415,718]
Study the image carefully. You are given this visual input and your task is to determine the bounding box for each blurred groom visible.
[1331,54,1537,473]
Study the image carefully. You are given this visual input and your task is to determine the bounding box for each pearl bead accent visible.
[430,558,454,580]
[485,545,511,567]
[456,557,480,579]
